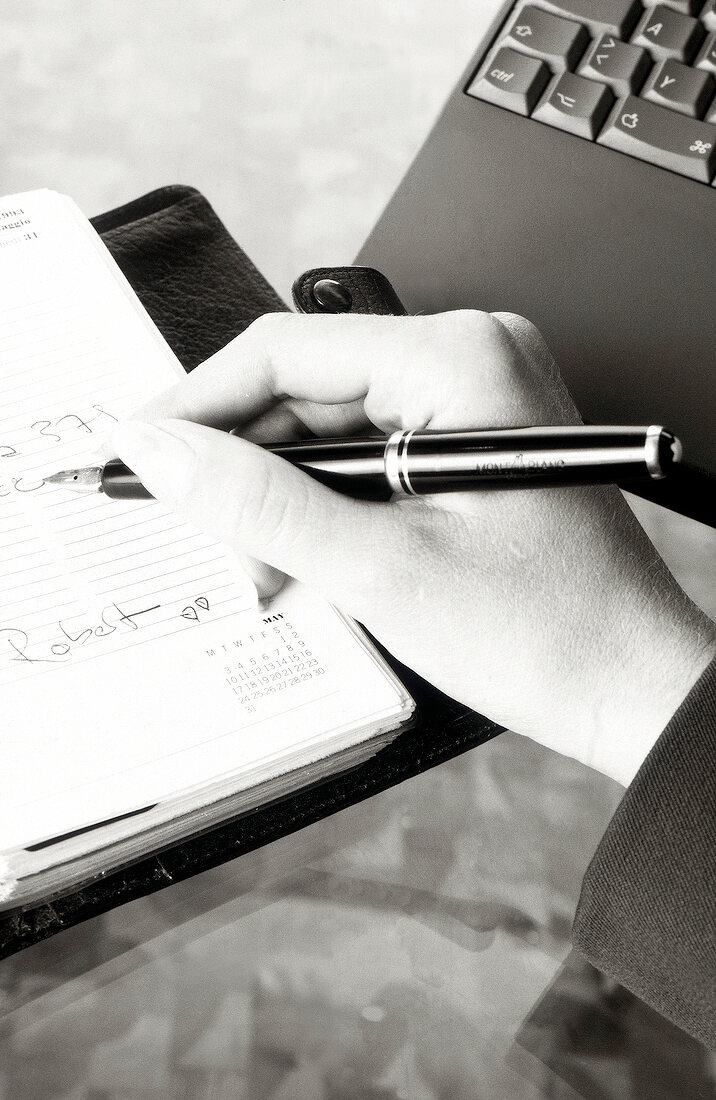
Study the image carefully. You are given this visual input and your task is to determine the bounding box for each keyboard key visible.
[631,5,705,62]
[502,6,589,69]
[533,0,642,38]
[643,57,716,115]
[695,30,716,72]
[466,48,551,115]
[533,71,615,137]
[656,0,704,13]
[699,0,716,28]
[578,35,652,96]
[598,94,716,180]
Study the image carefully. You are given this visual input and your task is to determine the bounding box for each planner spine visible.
[0,856,18,904]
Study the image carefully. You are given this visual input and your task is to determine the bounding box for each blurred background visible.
[1,3,715,1096]
[1,0,491,302]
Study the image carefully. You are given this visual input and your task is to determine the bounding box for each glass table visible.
[1,730,712,1099]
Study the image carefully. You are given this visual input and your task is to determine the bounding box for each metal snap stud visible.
[311,278,353,312]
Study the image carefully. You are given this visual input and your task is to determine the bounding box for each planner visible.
[0,190,414,909]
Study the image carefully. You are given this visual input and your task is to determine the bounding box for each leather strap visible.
[292,266,407,317]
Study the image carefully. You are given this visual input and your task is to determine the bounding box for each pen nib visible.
[43,466,103,493]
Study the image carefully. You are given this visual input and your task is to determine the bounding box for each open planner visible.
[0,189,414,909]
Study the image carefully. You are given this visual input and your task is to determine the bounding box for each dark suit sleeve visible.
[572,657,716,1049]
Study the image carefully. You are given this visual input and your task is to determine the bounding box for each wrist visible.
[572,594,716,787]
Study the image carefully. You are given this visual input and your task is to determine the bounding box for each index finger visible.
[130,309,574,436]
[132,311,380,430]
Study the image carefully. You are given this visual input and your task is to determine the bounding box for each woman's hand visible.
[112,311,716,785]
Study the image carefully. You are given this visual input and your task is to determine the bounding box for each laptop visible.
[357,0,715,526]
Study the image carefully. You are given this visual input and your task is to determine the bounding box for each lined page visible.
[0,191,409,852]
[0,190,257,687]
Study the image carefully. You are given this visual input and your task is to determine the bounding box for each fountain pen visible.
[42,425,682,502]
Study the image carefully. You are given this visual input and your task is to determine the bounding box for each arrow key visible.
[578,35,652,97]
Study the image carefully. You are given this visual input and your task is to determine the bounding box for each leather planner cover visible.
[0,185,502,959]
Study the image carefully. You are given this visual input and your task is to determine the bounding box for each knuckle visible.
[430,309,495,344]
[490,312,580,424]
[241,311,291,396]
[244,311,286,342]
[491,310,544,350]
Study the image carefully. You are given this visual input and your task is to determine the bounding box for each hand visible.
[112,311,716,785]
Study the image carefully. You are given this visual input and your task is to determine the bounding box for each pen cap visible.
[399,426,680,492]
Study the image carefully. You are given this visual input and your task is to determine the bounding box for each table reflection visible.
[0,732,712,1099]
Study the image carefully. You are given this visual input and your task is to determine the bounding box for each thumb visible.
[110,418,399,612]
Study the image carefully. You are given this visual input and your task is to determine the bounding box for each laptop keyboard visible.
[466,1,716,184]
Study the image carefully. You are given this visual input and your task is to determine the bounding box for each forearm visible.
[573,656,716,1048]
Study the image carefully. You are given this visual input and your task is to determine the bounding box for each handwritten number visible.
[56,413,92,434]
[1,406,120,486]
[30,420,61,443]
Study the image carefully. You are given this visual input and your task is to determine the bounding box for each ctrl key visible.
[467,47,550,116]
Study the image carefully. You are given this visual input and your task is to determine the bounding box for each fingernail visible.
[111,420,197,503]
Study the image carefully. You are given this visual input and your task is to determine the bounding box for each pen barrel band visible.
[384,430,414,495]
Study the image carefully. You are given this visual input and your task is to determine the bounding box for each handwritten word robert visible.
[0,601,161,667]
